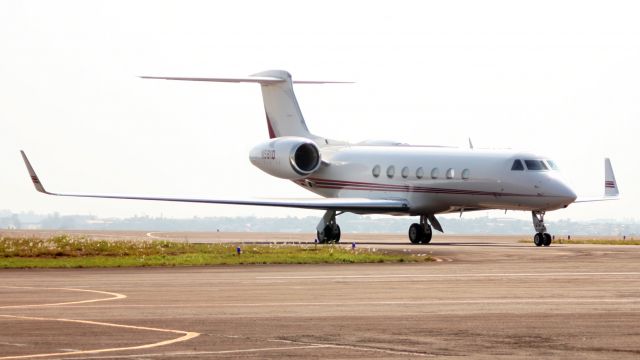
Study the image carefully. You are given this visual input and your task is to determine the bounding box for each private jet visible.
[21,70,619,246]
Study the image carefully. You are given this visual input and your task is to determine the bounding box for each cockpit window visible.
[546,160,559,170]
[511,159,524,171]
[524,160,549,171]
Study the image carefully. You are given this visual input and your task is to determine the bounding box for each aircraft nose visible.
[553,179,577,205]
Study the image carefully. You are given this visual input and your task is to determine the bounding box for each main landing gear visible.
[316,210,341,243]
[315,212,440,245]
[532,211,552,247]
[408,215,433,244]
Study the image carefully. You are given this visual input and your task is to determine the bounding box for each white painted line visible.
[0,287,126,309]
[145,232,163,239]
[189,344,331,355]
[41,297,640,309]
[0,315,200,360]
[47,345,331,359]
[326,343,432,357]
[0,342,27,347]
[47,343,432,359]
[257,271,640,280]
[271,338,434,357]
[0,286,200,359]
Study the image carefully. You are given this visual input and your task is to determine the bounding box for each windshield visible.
[546,160,560,170]
[524,160,549,171]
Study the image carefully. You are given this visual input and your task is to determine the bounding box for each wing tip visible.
[20,150,48,194]
[604,157,619,197]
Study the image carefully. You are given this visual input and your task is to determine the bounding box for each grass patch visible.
[0,235,432,268]
[518,238,640,245]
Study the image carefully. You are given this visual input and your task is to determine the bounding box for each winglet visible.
[604,158,619,197]
[20,151,49,194]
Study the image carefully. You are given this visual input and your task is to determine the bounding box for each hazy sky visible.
[1,1,638,224]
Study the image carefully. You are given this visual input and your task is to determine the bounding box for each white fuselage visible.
[294,145,577,215]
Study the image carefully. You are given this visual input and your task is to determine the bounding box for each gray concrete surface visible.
[1,232,640,359]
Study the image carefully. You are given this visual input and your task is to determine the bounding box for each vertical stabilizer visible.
[252,70,314,139]
[604,158,619,197]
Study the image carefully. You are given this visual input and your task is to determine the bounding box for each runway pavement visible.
[1,232,640,359]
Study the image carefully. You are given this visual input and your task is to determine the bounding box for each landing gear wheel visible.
[409,223,424,244]
[423,225,433,244]
[543,233,552,247]
[316,210,341,244]
[534,233,543,247]
[317,224,341,243]
[317,230,328,244]
[408,223,432,244]
[317,225,333,244]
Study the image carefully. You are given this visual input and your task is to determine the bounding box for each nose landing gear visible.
[532,211,552,247]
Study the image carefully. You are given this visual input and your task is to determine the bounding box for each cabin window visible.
[461,168,470,180]
[546,160,559,170]
[372,165,381,178]
[431,167,439,179]
[386,165,395,178]
[511,160,524,171]
[401,166,409,179]
[446,168,455,179]
[524,160,548,171]
[416,167,424,179]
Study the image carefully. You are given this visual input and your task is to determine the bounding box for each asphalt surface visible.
[1,231,640,359]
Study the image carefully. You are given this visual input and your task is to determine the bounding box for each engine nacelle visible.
[249,137,321,179]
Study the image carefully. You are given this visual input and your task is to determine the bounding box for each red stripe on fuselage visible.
[301,177,544,198]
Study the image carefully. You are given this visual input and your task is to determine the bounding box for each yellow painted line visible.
[0,315,199,359]
[0,287,125,309]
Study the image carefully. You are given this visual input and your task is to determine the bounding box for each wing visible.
[20,151,409,213]
[575,158,620,203]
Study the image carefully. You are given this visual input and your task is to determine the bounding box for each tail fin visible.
[141,70,351,141]
[604,158,619,197]
[251,70,313,139]
[574,157,620,203]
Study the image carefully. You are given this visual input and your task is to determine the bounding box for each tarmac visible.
[1,231,640,359]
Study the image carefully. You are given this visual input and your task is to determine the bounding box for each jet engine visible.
[249,137,321,179]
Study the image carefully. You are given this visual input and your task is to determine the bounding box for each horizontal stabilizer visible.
[141,70,351,140]
[140,76,352,85]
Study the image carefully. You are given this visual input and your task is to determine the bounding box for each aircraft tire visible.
[543,233,552,246]
[534,233,543,247]
[333,225,341,243]
[409,223,423,244]
[316,230,326,244]
[318,226,332,244]
[422,225,433,244]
